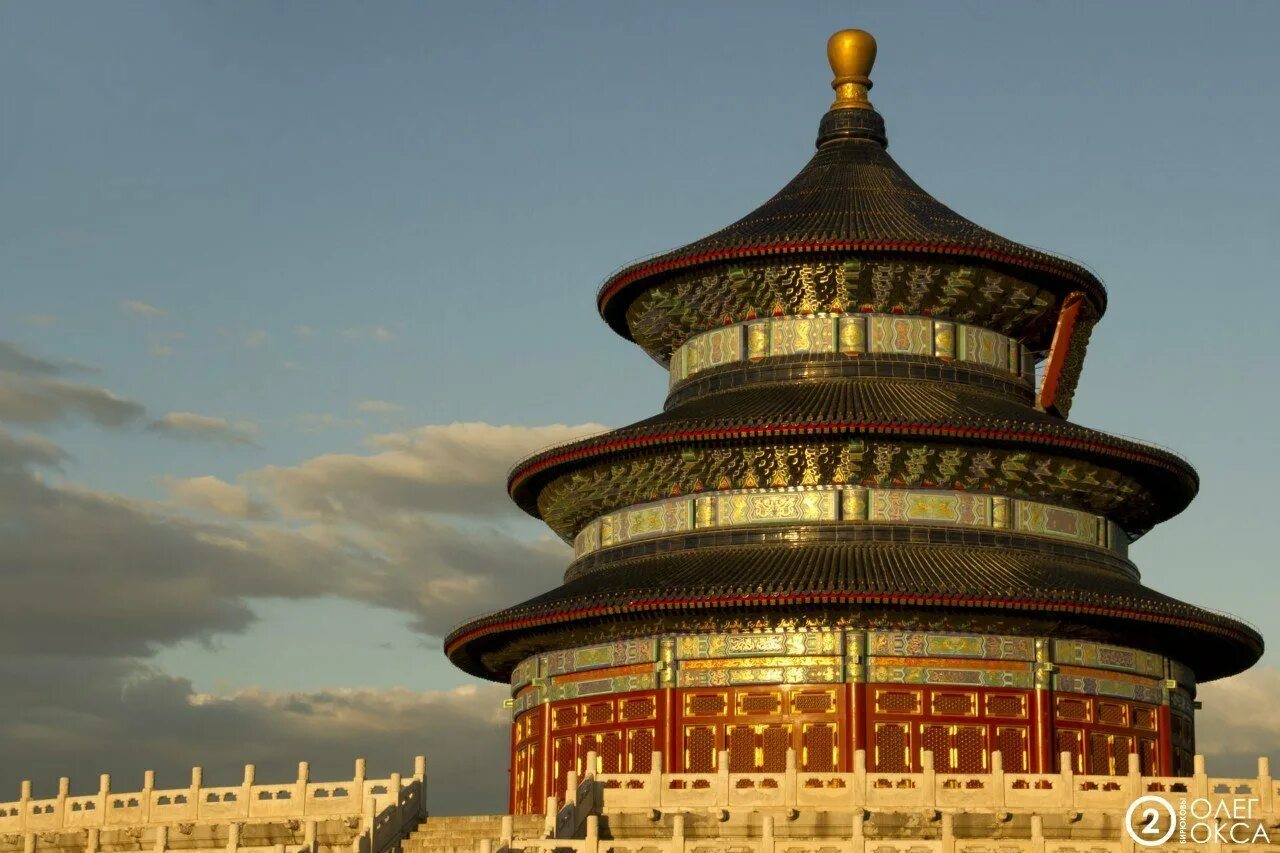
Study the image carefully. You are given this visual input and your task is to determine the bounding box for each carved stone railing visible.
[583,749,1279,817]
[489,750,1280,853]
[0,756,426,853]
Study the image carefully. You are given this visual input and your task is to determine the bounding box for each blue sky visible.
[1,1,1278,812]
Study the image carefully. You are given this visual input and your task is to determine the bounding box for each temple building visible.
[443,29,1264,815]
[2,26,1273,853]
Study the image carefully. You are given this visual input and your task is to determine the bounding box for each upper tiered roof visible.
[598,30,1106,345]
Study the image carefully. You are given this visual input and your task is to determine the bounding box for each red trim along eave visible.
[443,589,1259,660]
[597,240,1105,322]
[507,420,1194,499]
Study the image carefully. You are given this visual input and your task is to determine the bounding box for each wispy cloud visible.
[0,426,68,471]
[294,325,317,338]
[20,314,60,328]
[121,300,166,318]
[0,340,142,429]
[149,412,260,447]
[241,329,269,349]
[0,340,68,376]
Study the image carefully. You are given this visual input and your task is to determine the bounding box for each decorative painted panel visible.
[769,316,837,357]
[867,660,1034,689]
[678,324,741,383]
[544,639,658,677]
[511,655,540,692]
[868,489,991,526]
[713,489,838,526]
[1053,671,1163,705]
[1017,502,1100,546]
[962,325,1013,372]
[667,311,1030,385]
[676,631,842,659]
[867,631,1035,661]
[512,689,541,717]
[869,314,933,355]
[678,657,842,687]
[544,672,658,703]
[1051,640,1164,678]
[572,484,1117,558]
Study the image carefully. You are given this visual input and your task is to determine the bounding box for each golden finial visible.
[827,29,877,110]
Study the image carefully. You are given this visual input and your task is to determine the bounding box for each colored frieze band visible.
[669,312,1034,387]
[509,630,1186,713]
[572,484,1123,559]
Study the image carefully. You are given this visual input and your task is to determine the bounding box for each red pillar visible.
[1158,704,1174,775]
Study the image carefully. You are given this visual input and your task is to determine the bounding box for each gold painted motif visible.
[934,321,956,359]
[668,311,1027,385]
[572,484,1117,558]
[839,314,867,354]
[869,315,931,355]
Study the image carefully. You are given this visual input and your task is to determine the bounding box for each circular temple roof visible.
[597,34,1106,342]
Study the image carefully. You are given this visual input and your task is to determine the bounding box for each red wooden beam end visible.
[1037,291,1085,416]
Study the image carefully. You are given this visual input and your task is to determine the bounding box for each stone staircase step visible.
[398,815,544,853]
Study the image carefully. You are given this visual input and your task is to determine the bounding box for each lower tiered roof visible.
[445,538,1262,683]
[509,378,1199,533]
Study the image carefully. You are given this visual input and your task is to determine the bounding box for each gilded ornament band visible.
[668,312,1033,388]
[571,484,1123,559]
[509,630,1187,716]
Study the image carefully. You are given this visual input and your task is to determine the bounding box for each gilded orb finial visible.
[827,29,877,110]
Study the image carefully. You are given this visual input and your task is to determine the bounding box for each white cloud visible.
[254,421,605,522]
[20,314,59,328]
[294,325,317,337]
[121,300,165,318]
[1196,666,1280,776]
[149,412,260,447]
[164,475,266,520]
